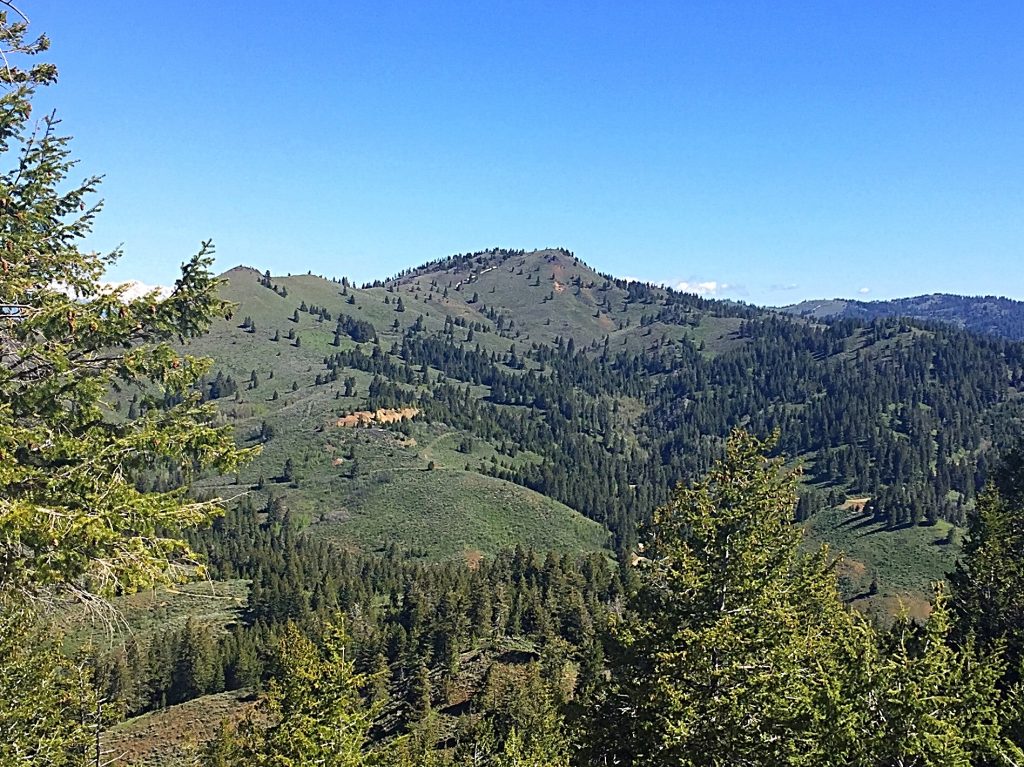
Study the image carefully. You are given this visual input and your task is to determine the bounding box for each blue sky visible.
[28,1,1024,305]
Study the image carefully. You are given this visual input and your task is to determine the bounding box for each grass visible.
[413,422,545,471]
[113,579,250,634]
[803,506,961,620]
[312,468,611,560]
[102,689,253,767]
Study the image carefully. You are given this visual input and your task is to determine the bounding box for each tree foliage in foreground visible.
[0,608,95,767]
[203,619,571,767]
[952,443,1024,678]
[0,5,253,765]
[583,430,1023,767]
[0,4,255,608]
[204,622,384,767]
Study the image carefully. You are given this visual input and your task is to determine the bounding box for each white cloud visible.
[858,287,871,295]
[50,280,174,302]
[617,273,735,297]
[770,283,800,291]
[675,280,729,296]
[99,280,174,301]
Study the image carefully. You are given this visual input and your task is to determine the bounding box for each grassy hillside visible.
[189,404,609,561]
[803,506,961,622]
[63,579,250,661]
[312,468,610,559]
[387,248,748,355]
[178,250,756,563]
[168,248,1024,603]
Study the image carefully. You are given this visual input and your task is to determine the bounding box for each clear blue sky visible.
[28,1,1024,305]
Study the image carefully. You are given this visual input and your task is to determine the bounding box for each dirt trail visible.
[419,431,453,465]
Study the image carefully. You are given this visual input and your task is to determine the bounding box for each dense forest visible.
[75,434,1024,766]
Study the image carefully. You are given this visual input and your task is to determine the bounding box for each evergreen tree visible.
[584,430,1022,766]
[586,430,854,764]
[951,442,1024,681]
[0,608,95,766]
[205,621,385,766]
[0,11,252,760]
[171,617,220,703]
[0,3,254,609]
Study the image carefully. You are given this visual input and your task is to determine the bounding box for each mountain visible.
[782,293,1024,340]
[162,247,1024,601]
[98,247,1024,764]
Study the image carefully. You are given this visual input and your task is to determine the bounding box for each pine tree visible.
[825,593,1022,767]
[0,11,255,759]
[0,4,254,609]
[587,431,847,764]
[171,617,219,703]
[0,608,95,766]
[951,444,1024,674]
[585,430,1023,766]
[205,621,385,766]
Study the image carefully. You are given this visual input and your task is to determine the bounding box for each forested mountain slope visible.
[783,293,1024,340]
[12,3,1024,761]
[171,248,1024,576]
[91,247,1024,763]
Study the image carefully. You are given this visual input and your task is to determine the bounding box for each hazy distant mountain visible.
[781,294,1024,340]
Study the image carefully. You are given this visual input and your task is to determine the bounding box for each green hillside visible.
[180,258,619,560]
[171,248,1024,587]
[181,249,751,561]
[102,689,253,767]
[90,248,1024,764]
[803,507,961,623]
[312,468,609,560]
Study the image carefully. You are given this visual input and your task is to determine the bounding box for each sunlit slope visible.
[175,249,1024,604]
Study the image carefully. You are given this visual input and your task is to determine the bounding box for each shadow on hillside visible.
[836,511,883,533]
